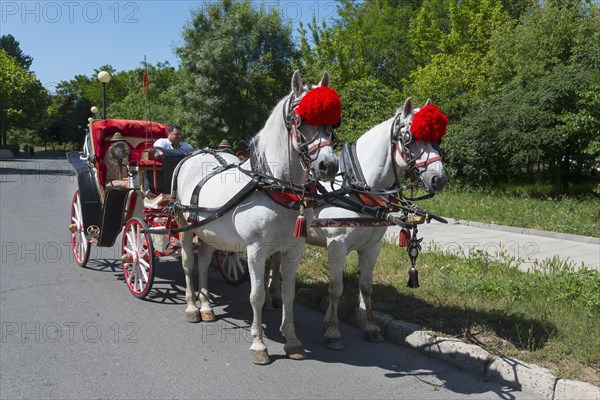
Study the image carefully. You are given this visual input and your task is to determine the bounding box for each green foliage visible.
[407,0,511,118]
[0,34,33,70]
[176,0,296,147]
[297,0,420,90]
[443,0,600,193]
[110,62,180,126]
[0,49,49,146]
[336,77,403,143]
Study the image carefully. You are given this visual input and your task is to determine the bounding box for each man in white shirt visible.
[154,125,194,153]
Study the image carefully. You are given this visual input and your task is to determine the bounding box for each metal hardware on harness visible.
[406,225,423,289]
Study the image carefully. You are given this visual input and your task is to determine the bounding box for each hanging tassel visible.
[398,228,411,247]
[293,204,307,237]
[407,266,420,288]
[293,215,307,237]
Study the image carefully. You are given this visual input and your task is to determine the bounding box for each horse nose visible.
[319,159,338,181]
[430,170,448,192]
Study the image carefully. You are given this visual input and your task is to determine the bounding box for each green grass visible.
[297,242,600,385]
[418,184,600,237]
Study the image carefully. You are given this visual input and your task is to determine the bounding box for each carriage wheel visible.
[121,218,155,299]
[70,190,90,267]
[215,251,249,286]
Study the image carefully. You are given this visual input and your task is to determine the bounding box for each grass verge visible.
[417,184,600,238]
[296,241,600,386]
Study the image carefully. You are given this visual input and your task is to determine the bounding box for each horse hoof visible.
[250,349,271,365]
[325,338,344,350]
[365,331,385,343]
[365,330,385,343]
[201,310,216,322]
[185,310,201,323]
[285,346,307,360]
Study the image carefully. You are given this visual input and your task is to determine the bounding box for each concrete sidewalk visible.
[385,218,599,272]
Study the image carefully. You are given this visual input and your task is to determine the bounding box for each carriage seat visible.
[145,147,188,194]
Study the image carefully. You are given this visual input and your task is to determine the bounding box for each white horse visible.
[175,71,340,364]
[267,97,447,349]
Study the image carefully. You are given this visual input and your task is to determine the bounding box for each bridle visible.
[284,89,337,168]
[390,111,442,197]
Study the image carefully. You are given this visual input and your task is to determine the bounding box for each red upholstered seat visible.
[89,119,168,188]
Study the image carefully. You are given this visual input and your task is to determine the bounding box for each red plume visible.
[410,104,448,142]
[295,87,342,126]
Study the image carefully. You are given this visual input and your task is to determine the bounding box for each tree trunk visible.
[553,154,570,197]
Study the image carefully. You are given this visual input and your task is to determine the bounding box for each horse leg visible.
[279,245,306,360]
[247,245,270,364]
[323,240,347,350]
[358,243,384,343]
[197,242,215,322]
[180,231,200,323]
[263,258,274,311]
[267,252,282,309]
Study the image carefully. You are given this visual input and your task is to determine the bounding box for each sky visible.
[1,0,340,92]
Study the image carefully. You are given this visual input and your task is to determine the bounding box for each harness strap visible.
[147,177,260,234]
[190,162,236,206]
[314,181,412,228]
[340,142,369,191]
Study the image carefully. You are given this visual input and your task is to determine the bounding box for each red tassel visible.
[293,215,307,237]
[398,228,411,247]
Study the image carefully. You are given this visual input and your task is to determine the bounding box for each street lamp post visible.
[97,71,111,120]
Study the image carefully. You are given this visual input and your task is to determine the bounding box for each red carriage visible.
[67,119,248,299]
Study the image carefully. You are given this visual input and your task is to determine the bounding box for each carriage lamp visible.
[97,71,111,119]
[90,106,99,115]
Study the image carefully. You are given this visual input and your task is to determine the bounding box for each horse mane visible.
[256,93,291,160]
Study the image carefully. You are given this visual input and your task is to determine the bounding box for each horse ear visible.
[425,98,432,105]
[319,71,330,87]
[291,70,304,97]
[403,97,413,117]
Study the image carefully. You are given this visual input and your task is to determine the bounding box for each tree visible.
[407,0,511,119]
[110,62,180,125]
[430,0,600,194]
[296,0,420,90]
[0,34,33,70]
[335,77,403,143]
[176,0,297,147]
[0,50,49,146]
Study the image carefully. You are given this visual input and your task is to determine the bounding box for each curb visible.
[295,288,600,400]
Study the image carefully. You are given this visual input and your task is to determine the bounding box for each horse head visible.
[287,70,340,182]
[394,97,448,194]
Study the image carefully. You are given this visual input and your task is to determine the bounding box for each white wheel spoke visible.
[138,260,149,282]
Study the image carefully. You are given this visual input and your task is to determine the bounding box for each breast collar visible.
[339,142,400,210]
[248,136,319,210]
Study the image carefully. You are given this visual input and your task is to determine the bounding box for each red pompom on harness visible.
[295,87,342,126]
[410,104,448,142]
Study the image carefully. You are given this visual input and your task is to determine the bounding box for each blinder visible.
[390,111,444,195]
[285,93,338,160]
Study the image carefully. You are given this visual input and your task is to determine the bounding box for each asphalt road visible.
[0,155,540,399]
